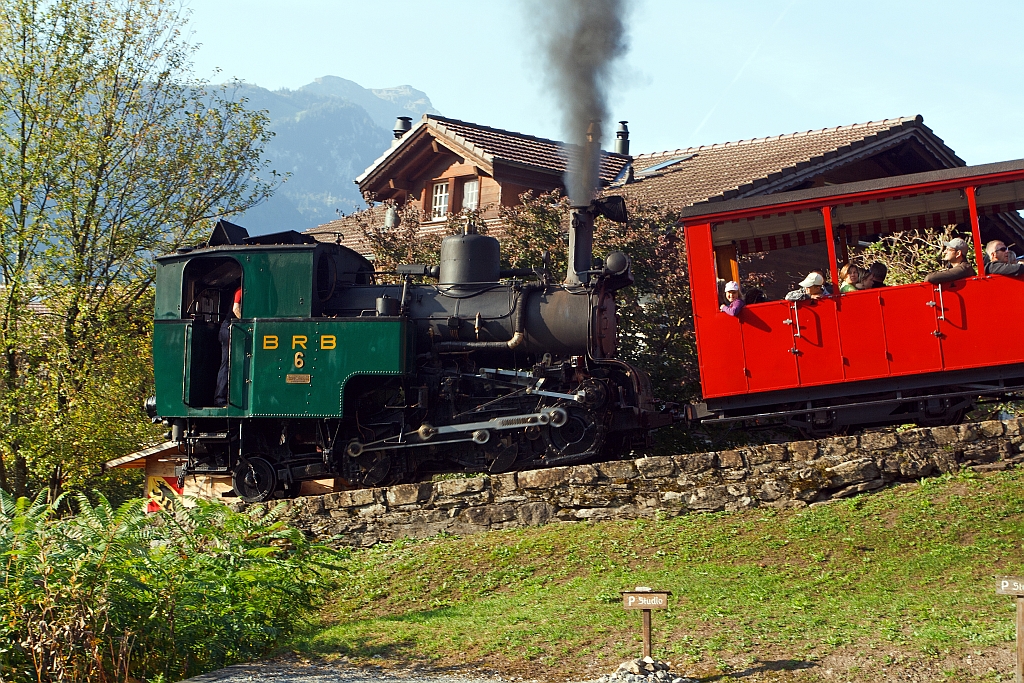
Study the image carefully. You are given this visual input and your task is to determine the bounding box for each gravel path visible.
[183,659,530,683]
[182,656,694,683]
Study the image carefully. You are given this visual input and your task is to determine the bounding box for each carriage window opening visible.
[431,181,449,220]
[181,256,242,322]
[462,179,479,210]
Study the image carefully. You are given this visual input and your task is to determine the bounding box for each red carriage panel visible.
[701,313,749,396]
[789,297,845,387]
[877,283,944,377]
[686,222,750,397]
[936,277,1024,370]
[833,289,890,382]
[736,301,799,393]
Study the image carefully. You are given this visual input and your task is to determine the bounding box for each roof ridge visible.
[428,119,494,163]
[425,114,631,160]
[426,114,569,148]
[634,115,922,160]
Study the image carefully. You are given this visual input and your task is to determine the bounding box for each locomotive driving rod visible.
[345,406,569,457]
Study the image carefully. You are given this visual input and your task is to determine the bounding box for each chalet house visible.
[308,115,630,251]
[308,114,1023,296]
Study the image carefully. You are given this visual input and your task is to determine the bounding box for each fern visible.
[0,490,339,683]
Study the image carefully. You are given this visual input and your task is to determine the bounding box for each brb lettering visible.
[262,335,336,369]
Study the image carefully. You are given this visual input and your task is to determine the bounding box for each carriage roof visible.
[678,159,1024,252]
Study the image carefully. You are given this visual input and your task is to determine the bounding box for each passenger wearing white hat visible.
[924,236,975,284]
[785,272,826,301]
[720,281,745,316]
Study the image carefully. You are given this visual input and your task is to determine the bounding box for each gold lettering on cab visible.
[621,592,670,609]
[285,374,311,384]
[262,335,337,351]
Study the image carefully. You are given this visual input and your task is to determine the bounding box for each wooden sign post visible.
[996,577,1024,683]
[621,587,671,659]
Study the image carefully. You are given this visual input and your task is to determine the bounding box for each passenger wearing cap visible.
[984,239,1024,276]
[924,237,975,284]
[720,281,745,316]
[785,272,825,301]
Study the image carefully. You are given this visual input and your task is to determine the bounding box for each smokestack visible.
[565,206,596,286]
[392,116,412,140]
[614,121,629,156]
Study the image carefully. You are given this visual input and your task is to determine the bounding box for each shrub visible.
[0,491,337,683]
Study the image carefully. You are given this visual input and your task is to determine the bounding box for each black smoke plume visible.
[535,0,629,205]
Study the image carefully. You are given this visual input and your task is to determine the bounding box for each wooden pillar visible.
[714,243,739,283]
[838,226,849,267]
[642,609,652,658]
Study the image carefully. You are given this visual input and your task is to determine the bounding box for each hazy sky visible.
[186,0,1024,165]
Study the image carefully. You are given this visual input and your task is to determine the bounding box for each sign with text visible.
[996,577,1024,596]
[622,591,670,610]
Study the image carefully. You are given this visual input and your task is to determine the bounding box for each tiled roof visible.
[357,115,631,188]
[305,209,381,257]
[427,115,630,183]
[306,206,492,258]
[614,116,963,208]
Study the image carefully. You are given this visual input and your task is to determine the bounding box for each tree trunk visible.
[13,450,27,498]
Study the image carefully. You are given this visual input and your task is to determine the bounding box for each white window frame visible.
[431,181,449,221]
[462,178,480,211]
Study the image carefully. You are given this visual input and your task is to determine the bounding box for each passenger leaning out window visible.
[720,281,745,316]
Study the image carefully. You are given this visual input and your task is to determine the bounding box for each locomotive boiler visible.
[149,197,668,502]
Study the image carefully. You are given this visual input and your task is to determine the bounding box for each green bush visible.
[0,491,338,683]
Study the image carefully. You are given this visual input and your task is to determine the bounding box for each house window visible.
[462,179,479,210]
[431,181,449,220]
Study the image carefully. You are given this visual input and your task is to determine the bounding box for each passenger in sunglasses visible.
[985,240,1024,276]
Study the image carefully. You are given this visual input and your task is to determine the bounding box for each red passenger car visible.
[679,160,1024,436]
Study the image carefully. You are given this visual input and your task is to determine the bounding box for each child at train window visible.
[720,281,745,316]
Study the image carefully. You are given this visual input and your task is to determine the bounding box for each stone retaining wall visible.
[260,419,1024,547]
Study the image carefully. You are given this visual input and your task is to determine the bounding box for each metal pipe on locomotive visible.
[148,197,669,502]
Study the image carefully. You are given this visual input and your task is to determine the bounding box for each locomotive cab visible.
[180,256,243,408]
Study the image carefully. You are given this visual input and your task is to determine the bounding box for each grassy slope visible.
[287,468,1024,682]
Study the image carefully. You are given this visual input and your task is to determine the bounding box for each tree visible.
[0,0,277,497]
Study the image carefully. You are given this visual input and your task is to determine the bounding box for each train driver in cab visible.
[924,237,975,284]
[214,286,242,407]
[985,240,1024,276]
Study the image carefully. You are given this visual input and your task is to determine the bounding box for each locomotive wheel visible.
[232,456,278,504]
[545,405,605,460]
[488,442,520,473]
[360,452,392,487]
